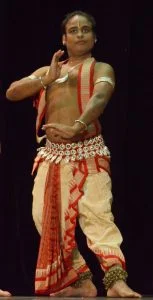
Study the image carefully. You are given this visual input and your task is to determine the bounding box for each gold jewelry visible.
[28,74,47,90]
[28,74,37,80]
[74,119,88,131]
[39,76,47,90]
[95,76,115,88]
[103,265,128,290]
[71,271,92,288]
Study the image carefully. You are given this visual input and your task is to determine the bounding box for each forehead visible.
[66,15,92,29]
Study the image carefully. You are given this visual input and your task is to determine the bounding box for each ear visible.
[94,34,97,43]
[62,34,66,46]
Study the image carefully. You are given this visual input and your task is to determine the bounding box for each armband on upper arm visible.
[28,74,38,80]
[95,76,115,89]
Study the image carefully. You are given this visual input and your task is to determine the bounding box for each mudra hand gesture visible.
[42,123,85,141]
[45,50,65,84]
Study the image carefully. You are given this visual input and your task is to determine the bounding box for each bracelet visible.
[39,76,47,90]
[74,119,88,131]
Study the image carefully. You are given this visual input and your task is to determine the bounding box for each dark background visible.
[0,0,153,296]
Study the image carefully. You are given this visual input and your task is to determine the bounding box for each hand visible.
[44,50,65,85]
[42,123,78,139]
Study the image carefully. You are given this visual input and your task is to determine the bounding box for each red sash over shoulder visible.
[33,57,102,144]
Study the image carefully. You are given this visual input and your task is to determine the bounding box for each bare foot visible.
[50,279,97,297]
[107,280,141,298]
[0,289,11,297]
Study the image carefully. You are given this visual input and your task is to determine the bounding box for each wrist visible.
[39,76,54,89]
[73,119,88,134]
[39,76,47,90]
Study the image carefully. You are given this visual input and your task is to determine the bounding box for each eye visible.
[82,27,92,33]
[69,28,78,34]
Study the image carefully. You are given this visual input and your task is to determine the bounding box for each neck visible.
[68,53,92,66]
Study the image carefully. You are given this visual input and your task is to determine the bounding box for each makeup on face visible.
[66,15,93,36]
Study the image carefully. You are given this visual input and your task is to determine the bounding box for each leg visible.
[32,161,49,235]
[107,280,141,298]
[50,245,97,296]
[104,265,141,297]
[50,278,97,297]
[33,161,97,296]
[78,169,141,297]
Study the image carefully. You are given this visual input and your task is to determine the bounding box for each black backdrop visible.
[0,0,153,296]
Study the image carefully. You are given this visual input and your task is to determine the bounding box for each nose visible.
[77,29,83,38]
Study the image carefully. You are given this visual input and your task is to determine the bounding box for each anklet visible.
[103,265,128,290]
[71,271,92,288]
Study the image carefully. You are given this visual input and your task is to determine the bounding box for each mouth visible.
[76,40,86,45]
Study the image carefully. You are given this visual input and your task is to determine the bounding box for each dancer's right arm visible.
[6,66,49,101]
[6,49,64,101]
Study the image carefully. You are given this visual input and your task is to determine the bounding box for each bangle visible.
[74,119,88,131]
[39,76,47,90]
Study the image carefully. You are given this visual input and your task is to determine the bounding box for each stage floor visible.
[0,297,152,299]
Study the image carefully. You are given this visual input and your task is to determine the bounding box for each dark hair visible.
[61,10,96,35]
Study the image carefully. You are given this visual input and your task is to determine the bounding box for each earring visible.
[95,39,97,43]
[63,41,65,45]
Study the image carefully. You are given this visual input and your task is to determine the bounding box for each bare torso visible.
[46,64,80,125]
[45,63,89,142]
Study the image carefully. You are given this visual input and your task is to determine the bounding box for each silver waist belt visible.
[37,134,110,164]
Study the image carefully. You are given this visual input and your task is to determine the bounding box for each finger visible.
[42,124,52,130]
[50,129,60,135]
[57,49,64,57]
[50,51,60,64]
[42,123,57,130]
[46,126,69,138]
[54,50,64,61]
[54,131,71,138]
[58,61,65,68]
